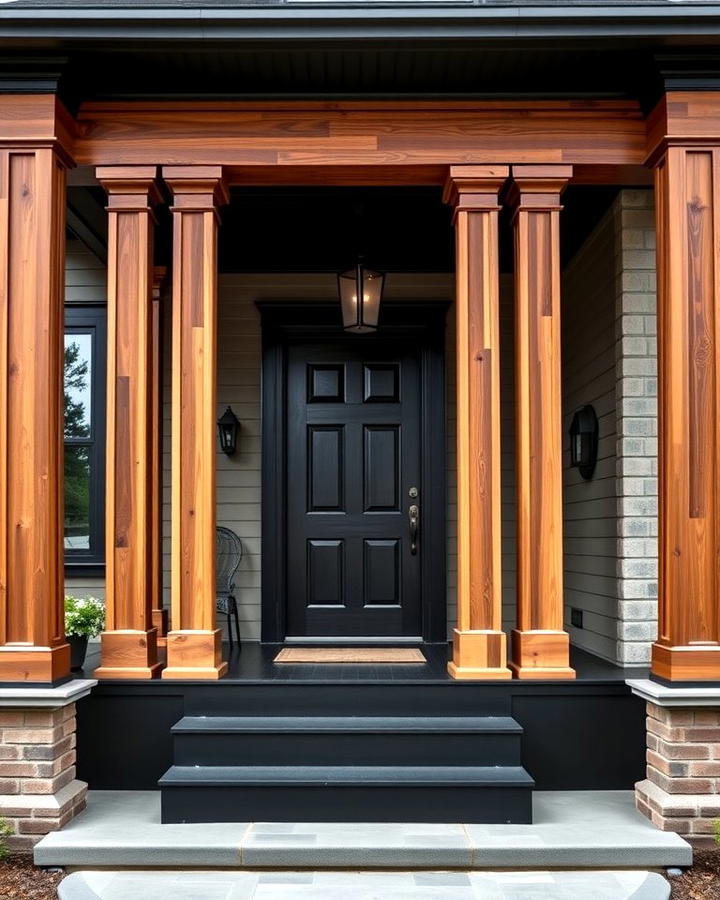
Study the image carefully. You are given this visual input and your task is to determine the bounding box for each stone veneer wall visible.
[614,190,659,666]
[0,702,87,852]
[636,701,720,841]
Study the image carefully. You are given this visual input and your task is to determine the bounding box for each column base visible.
[152,608,169,647]
[652,642,720,682]
[447,629,511,680]
[509,629,575,679]
[93,629,162,680]
[0,644,70,684]
[162,629,228,680]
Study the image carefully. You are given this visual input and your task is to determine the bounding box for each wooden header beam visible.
[71,100,646,177]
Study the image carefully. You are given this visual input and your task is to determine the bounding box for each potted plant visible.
[64,596,105,672]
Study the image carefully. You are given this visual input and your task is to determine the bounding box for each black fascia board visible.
[2,5,720,44]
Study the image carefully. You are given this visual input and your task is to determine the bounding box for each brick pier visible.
[0,681,94,852]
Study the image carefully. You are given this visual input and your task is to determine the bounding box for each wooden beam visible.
[444,166,511,680]
[151,266,169,646]
[94,166,162,680]
[652,136,720,681]
[507,165,575,681]
[74,100,645,172]
[162,165,228,680]
[0,97,72,683]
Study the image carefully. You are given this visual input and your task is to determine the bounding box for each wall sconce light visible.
[217,406,240,456]
[569,404,599,480]
[337,259,385,333]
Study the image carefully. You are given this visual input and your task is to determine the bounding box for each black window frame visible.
[64,304,107,577]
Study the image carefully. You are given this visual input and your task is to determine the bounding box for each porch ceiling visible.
[69,182,622,273]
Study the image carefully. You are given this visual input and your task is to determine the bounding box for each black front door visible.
[286,338,422,637]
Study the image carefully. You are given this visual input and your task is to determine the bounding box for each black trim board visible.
[259,300,448,643]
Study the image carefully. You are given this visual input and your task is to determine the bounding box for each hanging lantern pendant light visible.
[338,259,385,333]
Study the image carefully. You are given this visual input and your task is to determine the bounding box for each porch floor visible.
[81,643,646,684]
[35,790,690,870]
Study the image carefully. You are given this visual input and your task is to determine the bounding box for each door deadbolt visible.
[408,486,419,498]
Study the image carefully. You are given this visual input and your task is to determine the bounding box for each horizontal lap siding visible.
[561,205,619,663]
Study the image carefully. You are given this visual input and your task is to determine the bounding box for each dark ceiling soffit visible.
[4,6,720,42]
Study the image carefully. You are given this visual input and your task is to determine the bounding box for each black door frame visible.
[259,300,448,644]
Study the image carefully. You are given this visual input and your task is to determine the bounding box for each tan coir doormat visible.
[274,647,426,664]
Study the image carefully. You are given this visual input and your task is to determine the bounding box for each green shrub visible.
[64,595,105,639]
[0,818,14,859]
[715,819,720,845]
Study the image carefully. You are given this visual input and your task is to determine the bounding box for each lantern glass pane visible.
[338,270,360,330]
[359,268,383,331]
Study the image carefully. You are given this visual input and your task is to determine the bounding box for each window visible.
[64,306,106,573]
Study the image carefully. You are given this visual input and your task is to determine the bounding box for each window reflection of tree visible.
[64,340,91,545]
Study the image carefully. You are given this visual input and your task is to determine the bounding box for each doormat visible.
[274,647,426,664]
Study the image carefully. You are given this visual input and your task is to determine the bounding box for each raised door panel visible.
[364,425,400,512]
[308,426,344,512]
[364,539,400,607]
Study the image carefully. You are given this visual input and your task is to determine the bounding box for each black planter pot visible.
[69,635,89,672]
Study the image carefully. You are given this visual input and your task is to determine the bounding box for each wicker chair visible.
[216,526,242,650]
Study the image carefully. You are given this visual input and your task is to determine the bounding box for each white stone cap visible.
[627,677,720,707]
[0,679,96,708]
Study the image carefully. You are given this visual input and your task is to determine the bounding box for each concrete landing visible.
[35,790,690,870]
[58,869,671,900]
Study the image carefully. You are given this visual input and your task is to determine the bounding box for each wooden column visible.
[151,266,169,645]
[443,166,511,680]
[95,167,162,679]
[651,138,720,680]
[162,166,228,680]
[0,96,73,682]
[507,165,575,680]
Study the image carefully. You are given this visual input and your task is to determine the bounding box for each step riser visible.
[161,785,532,824]
[174,733,522,767]
[184,686,512,718]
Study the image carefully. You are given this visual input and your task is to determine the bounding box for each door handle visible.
[409,504,419,555]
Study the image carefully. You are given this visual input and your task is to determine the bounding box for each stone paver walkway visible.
[35,790,691,869]
[58,868,671,900]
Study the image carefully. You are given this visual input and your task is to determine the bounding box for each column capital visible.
[646,90,720,167]
[152,265,168,298]
[442,165,508,214]
[97,165,162,211]
[506,165,572,213]
[162,165,229,212]
[0,94,75,168]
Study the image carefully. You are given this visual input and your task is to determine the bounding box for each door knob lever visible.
[409,504,419,555]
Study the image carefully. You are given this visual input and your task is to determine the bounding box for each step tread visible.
[159,765,535,788]
[172,716,523,735]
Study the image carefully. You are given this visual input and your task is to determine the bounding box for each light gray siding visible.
[561,205,619,662]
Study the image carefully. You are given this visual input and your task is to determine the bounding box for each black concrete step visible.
[159,764,535,824]
[171,715,523,766]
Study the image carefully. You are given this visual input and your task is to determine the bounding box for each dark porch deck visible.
[83,642,643,684]
[75,643,647,798]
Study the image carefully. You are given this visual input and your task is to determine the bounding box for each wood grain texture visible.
[95,166,163,680]
[74,100,645,174]
[443,166,511,681]
[652,143,720,681]
[647,92,720,165]
[151,267,169,645]
[162,166,228,680]
[0,137,70,682]
[507,165,575,680]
